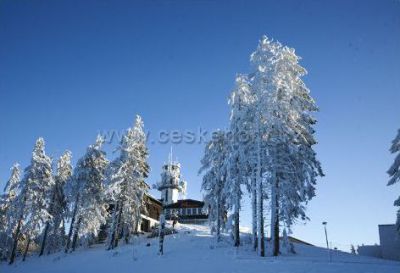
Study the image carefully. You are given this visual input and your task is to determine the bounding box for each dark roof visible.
[145,193,162,206]
[164,199,205,209]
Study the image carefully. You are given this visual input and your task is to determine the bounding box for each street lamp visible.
[322,222,332,262]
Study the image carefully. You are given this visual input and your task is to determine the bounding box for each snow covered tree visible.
[65,136,109,252]
[388,129,400,233]
[249,36,323,256]
[350,244,356,254]
[106,115,149,249]
[8,138,54,263]
[226,74,256,247]
[199,130,230,242]
[0,163,21,260]
[41,151,72,255]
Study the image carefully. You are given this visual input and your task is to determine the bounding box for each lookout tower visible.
[156,150,186,205]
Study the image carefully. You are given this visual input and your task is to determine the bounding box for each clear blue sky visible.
[1,0,399,251]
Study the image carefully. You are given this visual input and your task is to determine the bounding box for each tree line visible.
[0,115,149,264]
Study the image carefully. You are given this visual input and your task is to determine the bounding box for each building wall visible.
[162,188,178,205]
[357,245,382,259]
[138,214,159,232]
[141,195,162,220]
[379,225,400,261]
[139,194,162,232]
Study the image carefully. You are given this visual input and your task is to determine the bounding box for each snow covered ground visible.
[2,223,400,273]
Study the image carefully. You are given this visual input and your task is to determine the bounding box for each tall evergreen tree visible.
[9,138,54,263]
[199,131,230,242]
[388,129,400,233]
[65,136,108,252]
[106,115,149,249]
[227,75,255,247]
[42,151,72,255]
[250,36,323,256]
[0,164,21,260]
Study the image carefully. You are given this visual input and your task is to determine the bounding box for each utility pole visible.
[322,222,332,262]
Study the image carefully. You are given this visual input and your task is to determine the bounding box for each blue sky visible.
[0,0,399,250]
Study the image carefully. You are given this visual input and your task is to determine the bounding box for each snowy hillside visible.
[2,224,400,273]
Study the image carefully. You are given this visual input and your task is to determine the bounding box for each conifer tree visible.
[65,136,108,252]
[106,116,149,249]
[388,129,400,233]
[250,36,323,256]
[0,164,21,260]
[227,75,255,248]
[199,131,230,242]
[9,138,54,263]
[42,151,72,255]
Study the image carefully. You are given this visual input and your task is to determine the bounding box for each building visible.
[155,153,208,224]
[100,152,208,239]
[358,224,400,261]
[139,194,162,232]
[98,191,162,241]
[164,199,208,224]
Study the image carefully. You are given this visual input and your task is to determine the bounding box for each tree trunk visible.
[158,214,165,255]
[8,216,23,264]
[124,223,130,244]
[271,174,280,256]
[273,200,280,256]
[39,222,51,256]
[234,197,240,247]
[71,217,81,251]
[39,189,56,256]
[113,202,123,248]
[251,175,257,251]
[258,177,265,257]
[107,202,119,250]
[22,238,31,261]
[65,194,79,253]
[256,118,265,257]
[216,190,221,242]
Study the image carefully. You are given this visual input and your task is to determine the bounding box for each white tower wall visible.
[162,187,179,205]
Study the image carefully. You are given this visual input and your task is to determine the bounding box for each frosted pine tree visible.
[226,75,255,247]
[66,136,109,252]
[248,38,284,256]
[250,36,322,256]
[8,167,27,264]
[106,115,149,249]
[199,131,229,242]
[388,129,400,233]
[44,151,72,254]
[0,164,21,260]
[10,138,54,262]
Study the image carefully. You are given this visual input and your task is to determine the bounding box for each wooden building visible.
[164,199,208,224]
[139,194,163,232]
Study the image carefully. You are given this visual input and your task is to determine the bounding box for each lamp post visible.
[322,222,332,262]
